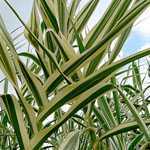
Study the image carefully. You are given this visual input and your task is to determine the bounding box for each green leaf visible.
[3,0,71,84]
[4,78,8,94]
[67,0,81,29]
[45,48,150,95]
[0,35,17,85]
[46,29,77,61]
[85,0,141,75]
[84,0,120,48]
[38,50,149,123]
[108,27,132,64]
[18,60,47,109]
[31,83,113,149]
[73,0,99,34]
[58,130,80,150]
[111,77,121,123]
[98,96,117,127]
[117,87,150,141]
[15,88,38,136]
[1,95,30,149]
[18,52,41,66]
[128,133,144,150]
[55,0,68,35]
[37,0,59,33]
[44,0,150,93]
[99,119,150,140]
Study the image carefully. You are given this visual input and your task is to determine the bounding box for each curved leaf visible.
[58,130,80,150]
[99,119,150,140]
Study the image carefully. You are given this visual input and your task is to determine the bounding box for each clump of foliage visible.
[0,0,150,149]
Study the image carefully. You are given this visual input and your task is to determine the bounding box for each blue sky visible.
[0,0,33,31]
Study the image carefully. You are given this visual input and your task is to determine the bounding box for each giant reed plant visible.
[0,0,150,149]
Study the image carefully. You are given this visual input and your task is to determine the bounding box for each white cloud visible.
[139,43,150,50]
[134,7,150,37]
